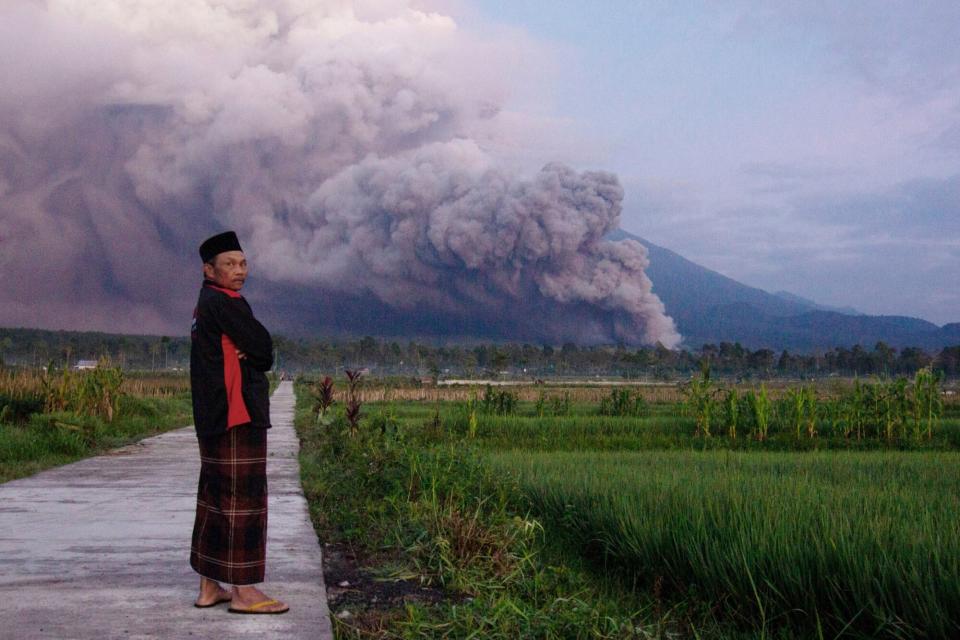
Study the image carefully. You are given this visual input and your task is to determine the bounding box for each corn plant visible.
[459,393,479,439]
[748,384,771,441]
[681,361,719,437]
[912,367,943,440]
[88,359,123,422]
[862,383,882,439]
[786,387,805,439]
[481,384,518,415]
[822,397,849,438]
[804,387,817,437]
[39,358,123,421]
[847,380,866,440]
[722,389,739,439]
[785,386,817,438]
[550,391,572,417]
[599,388,647,417]
[890,378,910,440]
[467,406,478,439]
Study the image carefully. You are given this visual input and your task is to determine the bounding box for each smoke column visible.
[0,0,680,347]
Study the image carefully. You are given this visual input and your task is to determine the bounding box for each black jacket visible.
[190,280,273,438]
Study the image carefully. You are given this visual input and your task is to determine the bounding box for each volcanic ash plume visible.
[0,0,680,347]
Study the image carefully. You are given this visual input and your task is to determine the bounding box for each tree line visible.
[1,327,958,379]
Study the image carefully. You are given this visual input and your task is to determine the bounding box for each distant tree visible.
[0,337,12,362]
[160,336,171,369]
[490,349,509,375]
[474,345,488,368]
[359,335,378,361]
[897,347,932,374]
[461,350,478,375]
[749,349,775,375]
[873,341,896,375]
[560,342,579,355]
[935,346,960,376]
[777,349,792,374]
[389,341,403,365]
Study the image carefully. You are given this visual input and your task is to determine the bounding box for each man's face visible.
[203,251,247,291]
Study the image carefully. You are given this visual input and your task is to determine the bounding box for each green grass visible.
[295,379,960,639]
[370,400,960,453]
[0,392,192,483]
[487,449,960,638]
[295,386,683,639]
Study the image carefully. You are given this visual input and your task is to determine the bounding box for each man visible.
[189,230,288,614]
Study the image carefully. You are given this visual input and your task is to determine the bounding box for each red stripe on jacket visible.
[222,333,251,429]
[205,283,242,298]
[205,285,250,429]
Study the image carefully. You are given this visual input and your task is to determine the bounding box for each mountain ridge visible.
[606,229,958,350]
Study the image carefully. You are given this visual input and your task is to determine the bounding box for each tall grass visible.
[0,366,192,482]
[292,377,960,638]
[430,405,960,452]
[293,383,663,639]
[487,449,960,638]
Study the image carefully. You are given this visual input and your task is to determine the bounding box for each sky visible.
[0,0,681,345]
[456,0,960,324]
[0,0,956,343]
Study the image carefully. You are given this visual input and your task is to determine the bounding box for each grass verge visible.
[294,382,759,639]
[0,392,192,483]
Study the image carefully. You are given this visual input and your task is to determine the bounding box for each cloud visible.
[625,172,960,325]
[0,0,679,346]
[610,2,960,326]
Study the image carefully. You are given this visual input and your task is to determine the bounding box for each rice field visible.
[486,449,960,637]
[301,375,960,638]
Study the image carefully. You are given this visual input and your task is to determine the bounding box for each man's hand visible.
[236,349,247,360]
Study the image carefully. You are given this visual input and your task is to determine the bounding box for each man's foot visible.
[228,585,289,614]
[195,577,232,608]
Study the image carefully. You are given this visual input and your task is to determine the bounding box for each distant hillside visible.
[606,229,959,350]
[771,291,861,316]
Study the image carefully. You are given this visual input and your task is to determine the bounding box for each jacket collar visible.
[203,279,243,299]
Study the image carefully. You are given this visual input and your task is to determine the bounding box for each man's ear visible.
[202,261,215,279]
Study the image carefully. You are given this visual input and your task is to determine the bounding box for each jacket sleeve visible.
[211,296,274,372]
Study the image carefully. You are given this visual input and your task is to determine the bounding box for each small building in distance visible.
[74,359,98,370]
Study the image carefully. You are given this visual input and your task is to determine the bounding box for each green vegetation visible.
[295,382,664,639]
[488,450,960,639]
[680,365,950,445]
[296,371,960,639]
[0,366,192,482]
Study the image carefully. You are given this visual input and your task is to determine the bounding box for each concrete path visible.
[0,381,332,640]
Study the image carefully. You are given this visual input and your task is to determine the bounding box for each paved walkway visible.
[0,381,332,640]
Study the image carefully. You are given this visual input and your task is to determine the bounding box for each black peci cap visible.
[199,231,243,263]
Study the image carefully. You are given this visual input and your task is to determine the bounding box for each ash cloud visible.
[0,0,679,347]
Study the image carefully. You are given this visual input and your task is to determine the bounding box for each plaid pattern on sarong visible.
[190,425,267,585]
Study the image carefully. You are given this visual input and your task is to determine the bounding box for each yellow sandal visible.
[228,598,289,614]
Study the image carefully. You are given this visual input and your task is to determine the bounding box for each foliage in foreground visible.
[487,450,960,639]
[296,376,960,638]
[0,371,192,483]
[293,383,688,639]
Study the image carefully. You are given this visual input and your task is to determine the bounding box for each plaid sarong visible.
[189,425,268,585]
